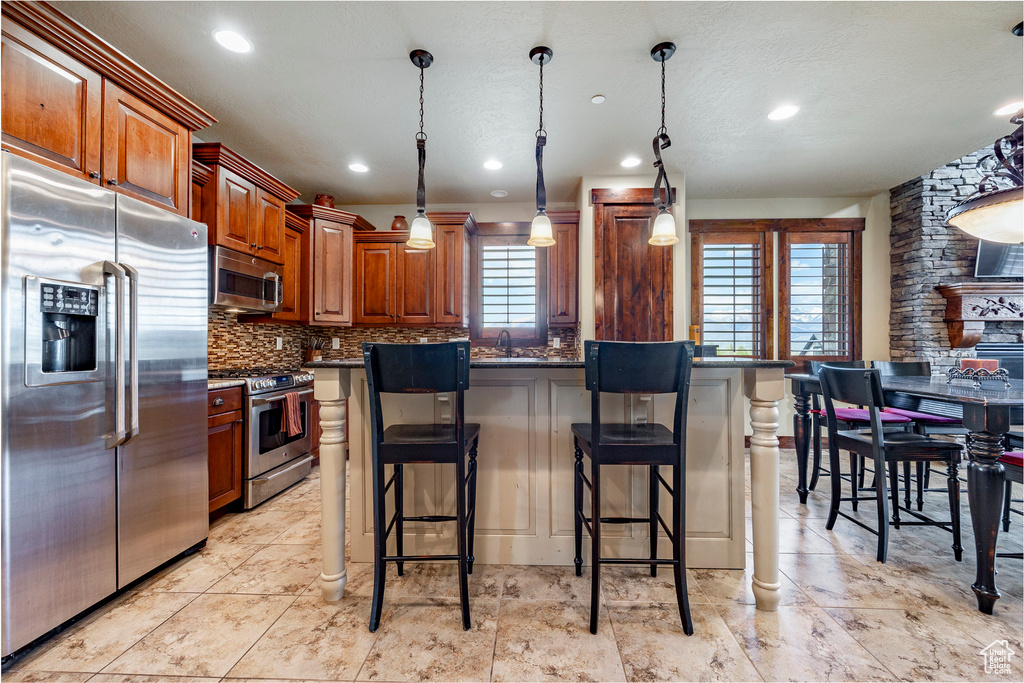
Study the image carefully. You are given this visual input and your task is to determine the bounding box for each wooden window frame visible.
[469,222,548,345]
[779,222,863,372]
[690,221,774,359]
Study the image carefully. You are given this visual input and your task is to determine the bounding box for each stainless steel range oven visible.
[210,368,315,508]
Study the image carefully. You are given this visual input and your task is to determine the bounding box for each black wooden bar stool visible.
[362,341,480,632]
[571,340,695,635]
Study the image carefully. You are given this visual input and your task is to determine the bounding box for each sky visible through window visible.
[789,242,849,356]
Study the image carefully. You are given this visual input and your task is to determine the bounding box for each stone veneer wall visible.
[889,146,1022,373]
[207,310,580,371]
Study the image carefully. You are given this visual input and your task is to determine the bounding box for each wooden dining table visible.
[787,371,1023,615]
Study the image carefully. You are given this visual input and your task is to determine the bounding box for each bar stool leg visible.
[649,464,659,577]
[395,464,404,576]
[903,461,912,510]
[370,454,388,632]
[810,412,822,491]
[948,458,963,562]
[889,462,902,528]
[850,452,859,512]
[574,441,584,577]
[1003,480,1013,532]
[917,462,926,511]
[456,454,471,631]
[875,455,890,563]
[590,458,601,635]
[673,459,693,635]
[467,440,479,575]
[826,441,842,531]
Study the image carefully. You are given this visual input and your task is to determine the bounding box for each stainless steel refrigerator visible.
[1,153,209,658]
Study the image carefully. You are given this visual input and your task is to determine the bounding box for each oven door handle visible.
[252,454,314,483]
[251,388,314,406]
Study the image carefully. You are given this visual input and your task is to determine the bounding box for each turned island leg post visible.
[744,368,785,611]
[312,368,350,601]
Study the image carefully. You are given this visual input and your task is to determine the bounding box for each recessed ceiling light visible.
[348,163,368,173]
[212,29,253,53]
[490,190,508,198]
[620,156,642,168]
[483,160,503,170]
[767,104,800,121]
[993,102,1024,116]
[591,95,606,104]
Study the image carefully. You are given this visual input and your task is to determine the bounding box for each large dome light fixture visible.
[946,109,1023,244]
[528,46,556,248]
[407,49,436,250]
[648,42,679,247]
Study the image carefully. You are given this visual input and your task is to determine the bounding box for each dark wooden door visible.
[434,224,464,325]
[255,187,285,264]
[594,198,673,341]
[354,242,394,324]
[102,81,190,216]
[207,409,243,513]
[313,219,353,325]
[397,244,434,324]
[1,22,103,183]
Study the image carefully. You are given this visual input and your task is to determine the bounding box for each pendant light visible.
[528,46,555,247]
[649,42,679,247]
[407,49,435,249]
[946,108,1023,244]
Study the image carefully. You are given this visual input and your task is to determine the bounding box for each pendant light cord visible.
[535,55,547,213]
[653,48,672,211]
[416,64,427,212]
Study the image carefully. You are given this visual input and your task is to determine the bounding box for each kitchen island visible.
[306,356,793,612]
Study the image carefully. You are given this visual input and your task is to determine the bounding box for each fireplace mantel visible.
[935,282,1024,348]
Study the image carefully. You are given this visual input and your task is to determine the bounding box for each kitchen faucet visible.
[495,329,512,358]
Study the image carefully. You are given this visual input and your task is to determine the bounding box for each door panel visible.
[114,196,208,587]
[313,220,352,324]
[102,83,189,216]
[396,244,433,324]
[276,223,302,322]
[1,23,102,181]
[216,167,255,254]
[548,221,578,326]
[208,410,243,512]
[354,243,394,324]
[255,188,284,264]
[434,224,463,324]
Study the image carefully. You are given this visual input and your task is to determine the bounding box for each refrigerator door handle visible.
[102,261,127,449]
[121,263,140,442]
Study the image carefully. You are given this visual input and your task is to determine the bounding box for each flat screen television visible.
[974,240,1024,278]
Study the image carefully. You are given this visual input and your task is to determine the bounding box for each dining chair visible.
[571,340,695,635]
[819,365,963,563]
[1000,449,1022,539]
[362,341,480,631]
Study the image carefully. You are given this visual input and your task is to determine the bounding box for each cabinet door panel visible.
[397,245,434,324]
[1,23,102,181]
[354,243,395,324]
[434,225,463,325]
[255,188,285,264]
[208,410,243,513]
[102,82,189,215]
[314,220,353,324]
[548,221,579,326]
[215,167,255,254]
[276,224,303,322]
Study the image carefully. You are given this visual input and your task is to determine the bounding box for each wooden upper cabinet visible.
[1,2,215,208]
[193,144,299,264]
[102,82,190,214]
[1,22,102,182]
[313,219,353,324]
[191,160,212,222]
[274,213,306,323]
[546,211,580,327]
[428,212,476,327]
[396,245,434,324]
[255,188,285,263]
[592,189,674,341]
[354,242,396,324]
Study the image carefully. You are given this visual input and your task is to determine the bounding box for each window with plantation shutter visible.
[470,229,547,343]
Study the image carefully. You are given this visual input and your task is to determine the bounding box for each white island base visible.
[310,359,787,611]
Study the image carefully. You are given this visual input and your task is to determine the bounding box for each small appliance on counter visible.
[208,368,315,507]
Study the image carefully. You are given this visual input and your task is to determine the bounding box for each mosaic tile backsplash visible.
[208,310,580,370]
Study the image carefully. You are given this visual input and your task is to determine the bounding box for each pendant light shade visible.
[528,46,555,248]
[945,109,1023,244]
[407,49,435,250]
[649,42,679,247]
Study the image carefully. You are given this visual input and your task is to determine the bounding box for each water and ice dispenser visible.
[25,277,102,385]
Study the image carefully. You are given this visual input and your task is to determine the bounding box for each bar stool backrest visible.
[871,360,931,377]
[819,366,887,454]
[583,340,695,446]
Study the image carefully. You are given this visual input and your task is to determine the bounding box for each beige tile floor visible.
[4,451,1023,682]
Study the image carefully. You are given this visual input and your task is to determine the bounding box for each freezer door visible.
[1,154,118,657]
[114,196,209,587]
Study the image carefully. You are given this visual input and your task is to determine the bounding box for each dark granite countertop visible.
[304,357,795,370]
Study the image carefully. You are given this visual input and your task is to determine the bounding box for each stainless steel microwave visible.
[209,246,283,313]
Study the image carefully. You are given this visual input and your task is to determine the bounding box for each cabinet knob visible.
[236,419,243,424]
[256,245,263,250]
[250,243,257,248]
[106,179,118,186]
[88,171,101,179]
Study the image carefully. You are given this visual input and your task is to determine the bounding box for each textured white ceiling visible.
[55,1,1023,205]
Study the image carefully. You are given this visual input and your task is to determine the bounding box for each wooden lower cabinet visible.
[208,387,243,513]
